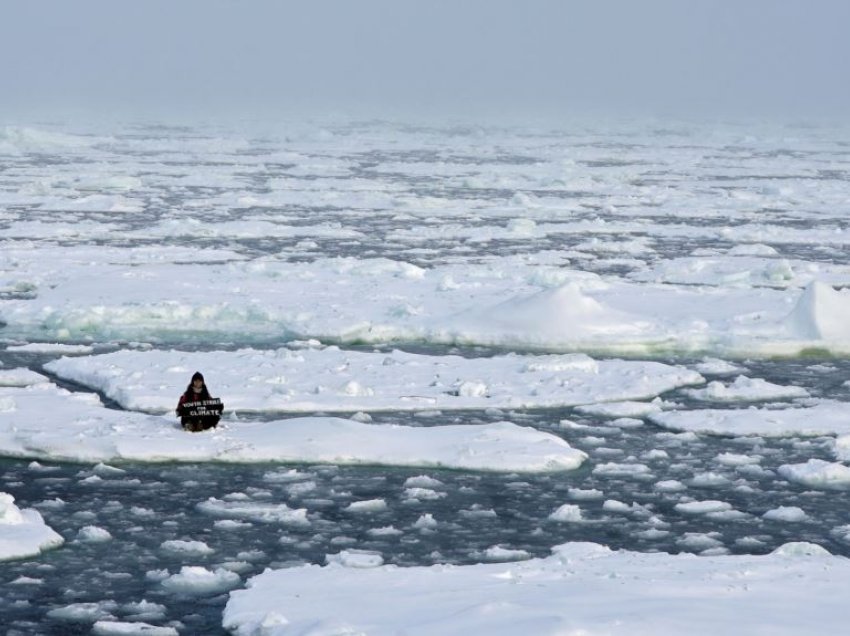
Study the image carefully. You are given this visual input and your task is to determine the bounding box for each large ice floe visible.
[0,380,585,471]
[3,242,850,356]
[0,492,64,561]
[43,346,703,413]
[223,541,849,636]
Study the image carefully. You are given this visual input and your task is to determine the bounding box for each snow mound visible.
[784,282,850,341]
[451,283,650,347]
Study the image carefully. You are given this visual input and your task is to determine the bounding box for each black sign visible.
[179,398,224,432]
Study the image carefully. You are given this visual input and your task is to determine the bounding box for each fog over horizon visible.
[2,0,849,125]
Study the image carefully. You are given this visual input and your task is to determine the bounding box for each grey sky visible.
[2,0,848,121]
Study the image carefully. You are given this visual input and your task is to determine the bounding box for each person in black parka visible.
[176,371,223,432]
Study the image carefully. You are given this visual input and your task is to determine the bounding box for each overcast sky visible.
[2,0,848,121]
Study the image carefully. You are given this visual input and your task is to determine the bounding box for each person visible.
[176,371,223,432]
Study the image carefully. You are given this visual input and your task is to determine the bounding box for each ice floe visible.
[0,383,585,471]
[682,375,809,402]
[223,541,850,636]
[3,241,850,356]
[44,346,704,413]
[0,492,64,561]
[778,460,850,490]
[650,401,850,437]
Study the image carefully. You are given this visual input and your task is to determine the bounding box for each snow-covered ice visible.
[224,541,850,636]
[44,346,703,413]
[3,248,850,357]
[4,118,850,633]
[650,401,850,437]
[0,492,64,561]
[682,375,809,402]
[0,383,585,471]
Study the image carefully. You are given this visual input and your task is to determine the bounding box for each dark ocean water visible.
[3,352,850,634]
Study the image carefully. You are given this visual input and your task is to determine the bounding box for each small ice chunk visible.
[677,532,724,551]
[548,504,583,522]
[160,540,214,556]
[610,417,644,429]
[715,453,761,466]
[92,621,178,636]
[689,472,733,488]
[214,520,252,530]
[481,545,531,562]
[675,501,733,515]
[413,514,437,530]
[592,462,653,478]
[403,475,444,488]
[693,358,745,375]
[568,488,604,501]
[684,376,809,402]
[11,576,43,585]
[367,525,403,536]
[326,550,384,568]
[459,506,497,519]
[762,506,810,523]
[602,500,644,514]
[736,536,768,549]
[47,601,119,622]
[160,566,240,596]
[404,488,446,501]
[76,526,113,543]
[655,480,686,492]
[345,499,388,513]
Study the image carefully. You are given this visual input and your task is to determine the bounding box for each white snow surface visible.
[0,492,64,561]
[224,541,850,636]
[3,244,850,356]
[649,401,850,437]
[682,375,809,402]
[0,383,585,471]
[44,346,703,413]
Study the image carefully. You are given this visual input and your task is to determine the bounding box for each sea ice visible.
[223,540,850,635]
[0,492,64,561]
[91,621,178,636]
[778,459,850,490]
[682,375,809,402]
[0,383,586,472]
[76,526,113,543]
[763,507,810,522]
[548,504,583,522]
[650,401,850,437]
[160,566,241,596]
[44,347,704,413]
[5,241,850,356]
